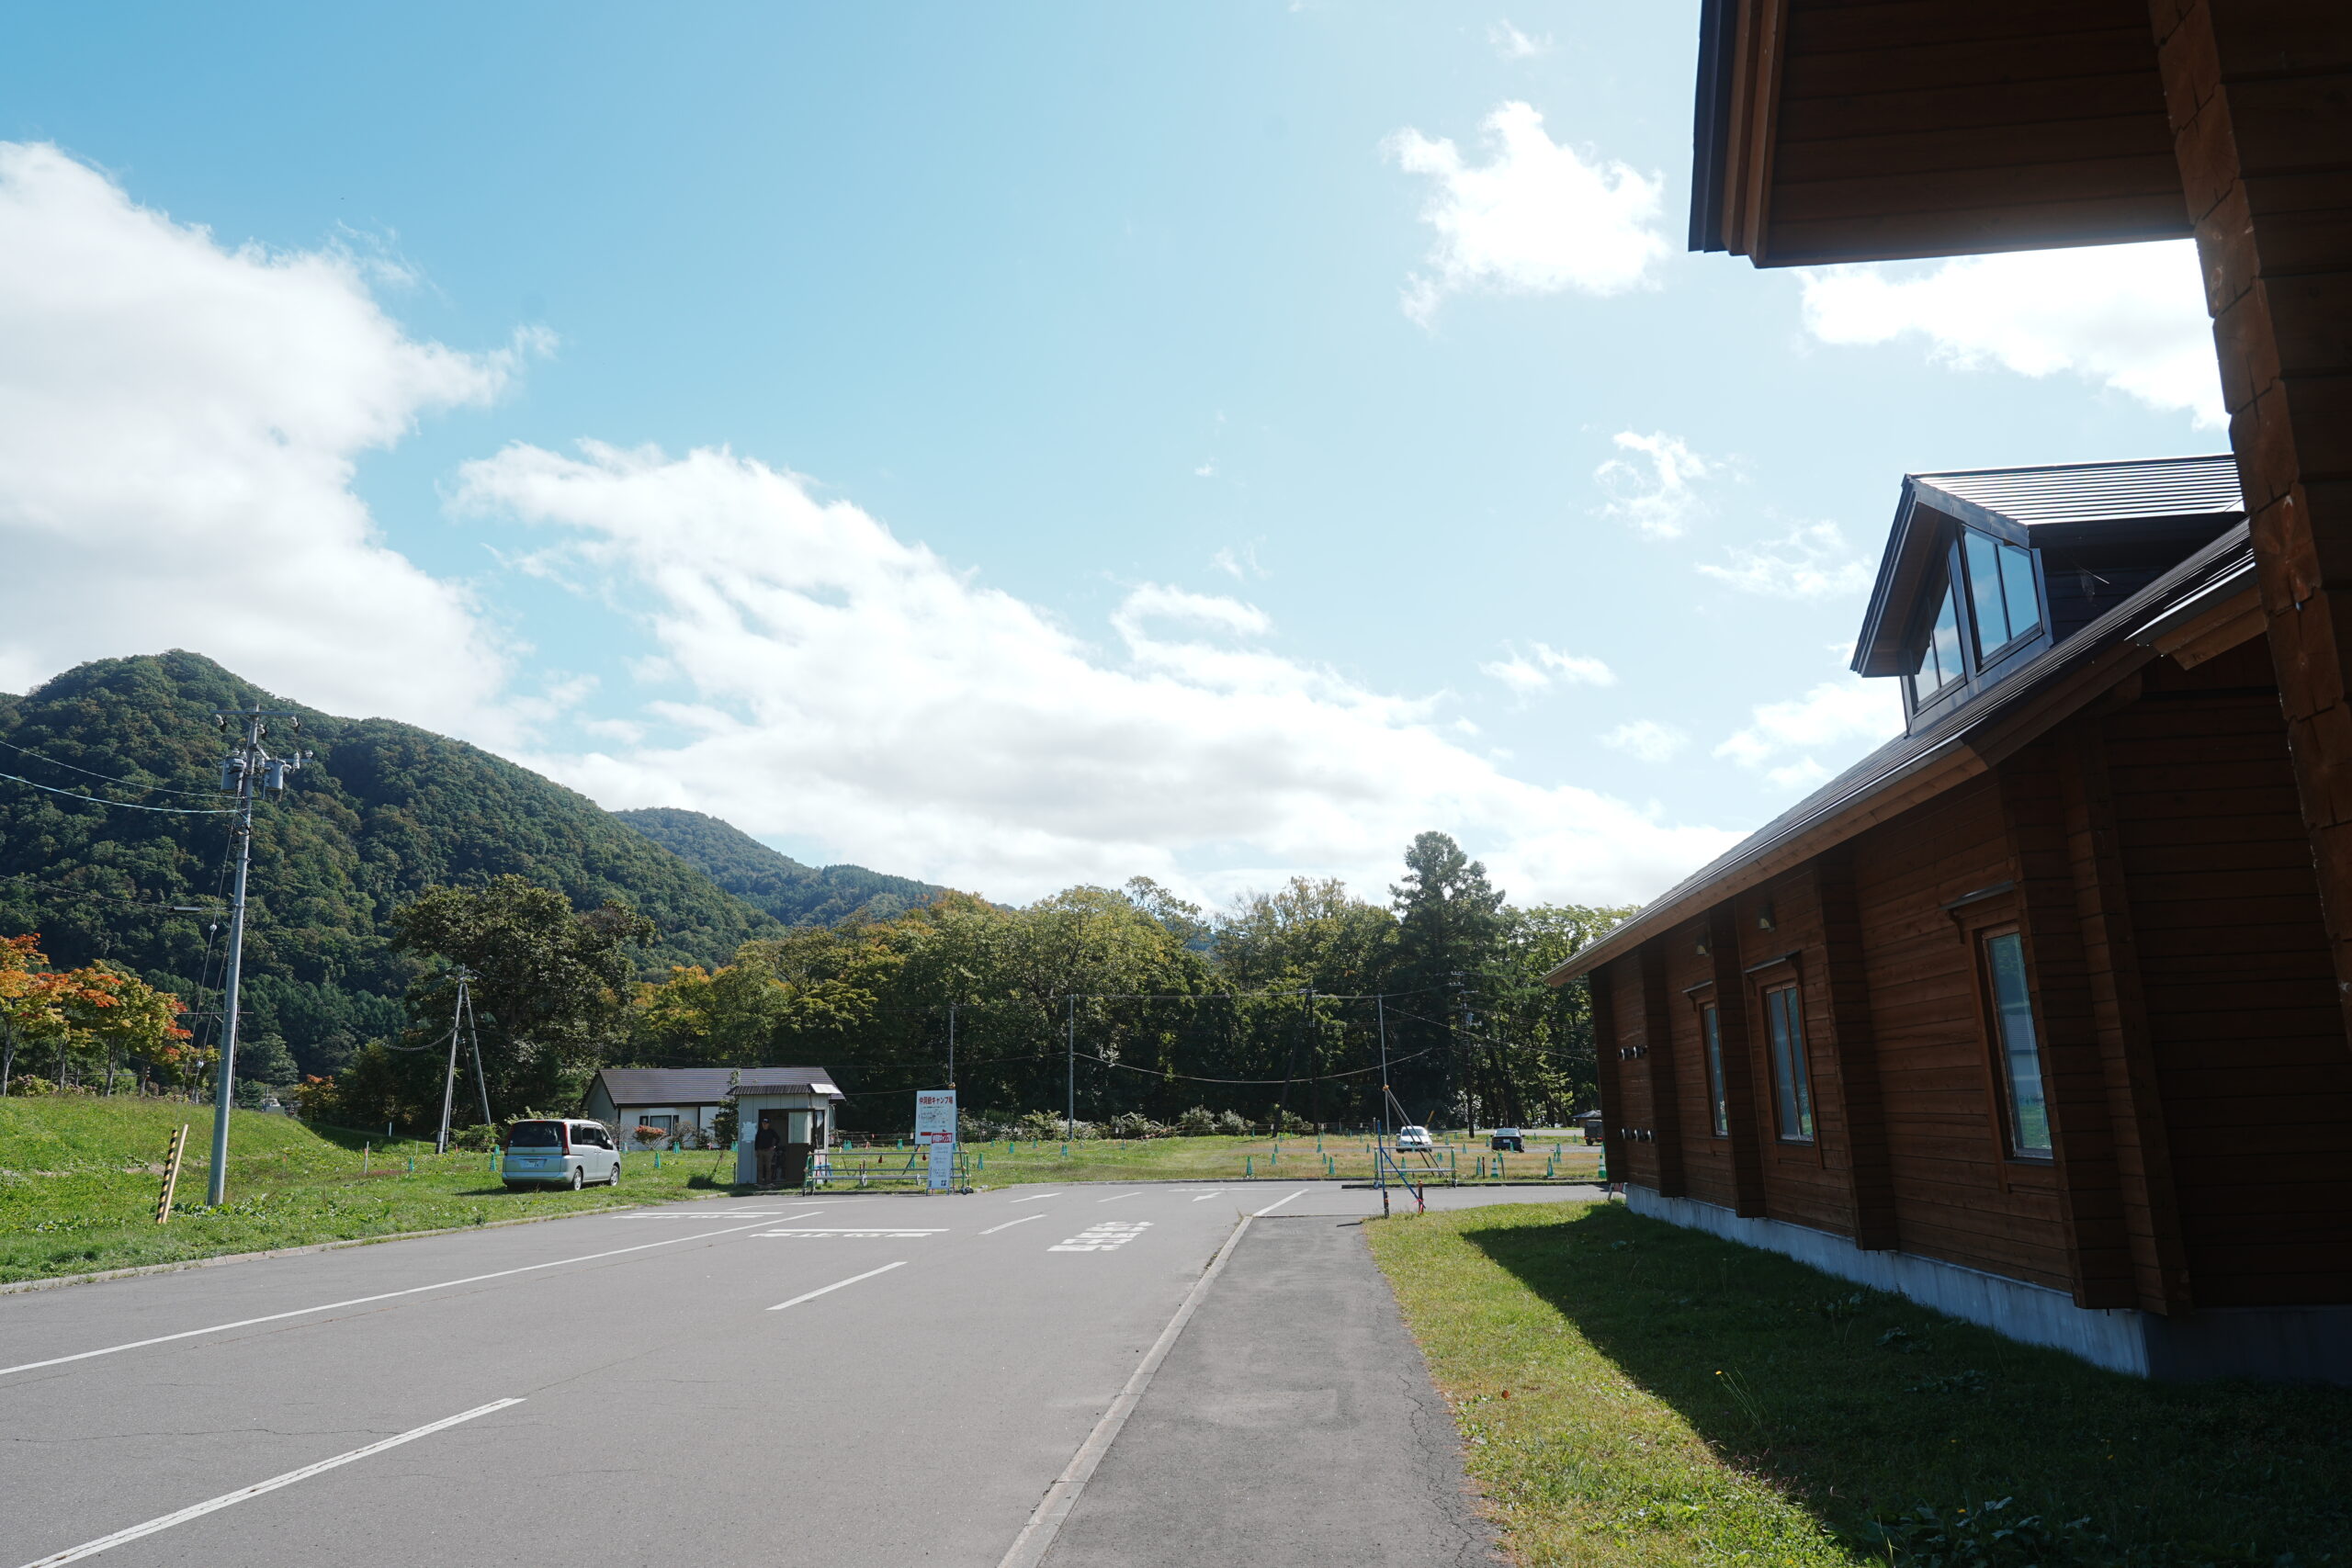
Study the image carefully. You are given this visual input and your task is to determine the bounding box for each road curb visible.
[0,1191,752,1296]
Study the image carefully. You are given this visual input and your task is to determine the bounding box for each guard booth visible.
[730,1069,844,1188]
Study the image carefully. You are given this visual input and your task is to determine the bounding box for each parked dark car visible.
[1488,1127,1524,1153]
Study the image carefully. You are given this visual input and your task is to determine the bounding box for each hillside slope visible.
[613,807,950,926]
[0,652,782,1075]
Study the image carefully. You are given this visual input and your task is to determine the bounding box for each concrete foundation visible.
[1627,1189,2352,1384]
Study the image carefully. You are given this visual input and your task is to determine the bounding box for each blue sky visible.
[0,2,2222,907]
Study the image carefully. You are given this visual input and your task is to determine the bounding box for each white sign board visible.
[914,1089,957,1145]
[927,1140,956,1191]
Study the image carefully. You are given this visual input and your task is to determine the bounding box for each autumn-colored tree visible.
[0,934,191,1093]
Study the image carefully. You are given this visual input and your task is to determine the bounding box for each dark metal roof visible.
[591,1066,843,1105]
[1552,521,2257,984]
[1852,456,2243,677]
[1914,455,2244,530]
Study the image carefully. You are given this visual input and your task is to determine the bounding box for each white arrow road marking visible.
[15,1397,525,1567]
[1007,1192,1063,1203]
[768,1260,907,1312]
[1188,1190,1227,1201]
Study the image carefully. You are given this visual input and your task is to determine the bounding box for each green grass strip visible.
[1364,1201,2352,1567]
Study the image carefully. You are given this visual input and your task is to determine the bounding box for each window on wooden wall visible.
[1980,929,2053,1158]
[1761,984,1814,1142]
[1701,1003,1728,1136]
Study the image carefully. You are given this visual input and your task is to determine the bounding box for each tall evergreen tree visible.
[1388,831,1506,1125]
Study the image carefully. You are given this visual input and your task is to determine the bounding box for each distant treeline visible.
[316,833,1629,1136]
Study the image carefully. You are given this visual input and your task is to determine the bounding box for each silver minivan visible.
[502,1119,622,1190]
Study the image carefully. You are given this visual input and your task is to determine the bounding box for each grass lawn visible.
[1364,1200,2352,1567]
[0,1096,743,1284]
[866,1131,1600,1189]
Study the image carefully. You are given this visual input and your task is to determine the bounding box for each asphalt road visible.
[0,1182,1586,1566]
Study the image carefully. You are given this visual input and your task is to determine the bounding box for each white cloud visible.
[1385,102,1667,324]
[1699,519,1873,599]
[0,141,528,736]
[1488,20,1552,58]
[1193,461,1217,478]
[1479,643,1617,696]
[1714,677,1904,792]
[456,442,1735,904]
[1798,240,2222,426]
[1600,720,1688,762]
[1210,542,1266,581]
[1596,430,1710,540]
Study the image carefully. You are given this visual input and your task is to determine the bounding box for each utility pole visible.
[207,705,304,1207]
[946,1000,956,1089]
[1375,994,1392,1144]
[437,966,487,1154]
[1065,995,1076,1142]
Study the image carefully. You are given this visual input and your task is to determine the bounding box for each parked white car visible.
[1395,1124,1433,1153]
[502,1119,622,1190]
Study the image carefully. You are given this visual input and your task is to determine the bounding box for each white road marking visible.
[767,1260,906,1312]
[995,1215,1254,1568]
[0,1216,788,1382]
[1253,1188,1310,1217]
[1049,1221,1151,1253]
[1094,1191,1140,1203]
[614,1209,800,1220]
[14,1396,524,1567]
[754,1229,945,1237]
[1187,1190,1227,1201]
[979,1213,1046,1235]
[1007,1192,1063,1203]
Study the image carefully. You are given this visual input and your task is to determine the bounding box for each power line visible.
[0,770,237,815]
[0,736,223,796]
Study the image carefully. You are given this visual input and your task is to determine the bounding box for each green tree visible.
[390,874,655,1117]
[1389,832,1507,1125]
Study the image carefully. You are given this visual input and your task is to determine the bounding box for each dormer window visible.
[1906,571,1966,706]
[1962,529,2041,662]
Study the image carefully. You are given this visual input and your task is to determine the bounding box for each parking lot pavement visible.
[0,1183,1588,1566]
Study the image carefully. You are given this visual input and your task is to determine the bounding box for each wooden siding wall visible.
[1587,641,2351,1310]
[1738,0,2188,264]
[2102,649,2352,1306]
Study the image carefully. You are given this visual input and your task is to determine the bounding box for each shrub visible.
[1107,1112,1166,1140]
[452,1123,497,1152]
[1214,1109,1250,1136]
[8,1075,57,1097]
[630,1123,670,1147]
[1175,1106,1216,1136]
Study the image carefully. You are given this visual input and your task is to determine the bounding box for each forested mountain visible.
[613,807,949,927]
[0,653,785,1078]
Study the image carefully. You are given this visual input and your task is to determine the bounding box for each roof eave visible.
[1689,0,1737,254]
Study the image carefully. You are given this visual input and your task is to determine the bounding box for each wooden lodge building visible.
[1552,2,2352,1382]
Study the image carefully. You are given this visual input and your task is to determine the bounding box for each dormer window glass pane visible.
[1962,529,2043,657]
[1927,579,1964,690]
[1999,543,2040,644]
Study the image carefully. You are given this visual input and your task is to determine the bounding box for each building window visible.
[1962,529,2041,660]
[1981,930,2052,1157]
[1762,984,1814,1142]
[1701,1004,1728,1136]
[1908,572,1967,706]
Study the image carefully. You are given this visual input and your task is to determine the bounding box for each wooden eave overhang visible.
[1547,524,2257,986]
[1690,0,2191,266]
